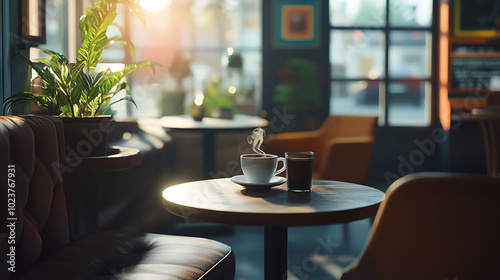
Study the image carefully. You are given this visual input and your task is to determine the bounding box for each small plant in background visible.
[159,51,192,116]
[273,57,323,113]
[167,51,192,92]
[3,0,155,117]
[201,74,238,118]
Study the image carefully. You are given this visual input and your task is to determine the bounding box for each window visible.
[30,0,68,68]
[329,0,434,126]
[0,2,4,111]
[36,0,68,55]
[19,0,260,118]
[103,0,262,118]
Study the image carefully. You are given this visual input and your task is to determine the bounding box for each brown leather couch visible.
[0,115,235,280]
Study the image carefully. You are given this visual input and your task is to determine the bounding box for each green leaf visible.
[108,36,136,60]
[6,1,154,117]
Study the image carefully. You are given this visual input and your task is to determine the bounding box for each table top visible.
[162,178,385,227]
[69,145,142,172]
[158,114,269,131]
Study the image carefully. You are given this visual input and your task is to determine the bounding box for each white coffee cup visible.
[240,154,286,184]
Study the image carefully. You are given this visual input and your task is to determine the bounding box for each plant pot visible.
[160,90,186,116]
[219,108,234,119]
[59,116,113,157]
[189,104,205,121]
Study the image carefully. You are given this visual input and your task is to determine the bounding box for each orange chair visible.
[341,173,500,280]
[265,115,378,184]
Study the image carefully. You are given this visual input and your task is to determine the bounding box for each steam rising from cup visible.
[247,128,266,154]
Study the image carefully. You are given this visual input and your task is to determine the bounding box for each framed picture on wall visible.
[274,0,320,48]
[18,0,46,45]
[453,0,500,37]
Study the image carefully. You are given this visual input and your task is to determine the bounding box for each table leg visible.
[479,120,500,177]
[203,132,216,179]
[264,226,288,280]
[69,172,99,237]
[489,121,500,177]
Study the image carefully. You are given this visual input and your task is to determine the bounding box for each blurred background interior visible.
[2,0,499,279]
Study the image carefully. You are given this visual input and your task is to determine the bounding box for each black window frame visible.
[329,0,438,127]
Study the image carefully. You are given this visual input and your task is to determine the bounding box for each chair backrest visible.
[264,115,378,183]
[318,115,378,139]
[342,173,500,280]
[0,115,70,277]
[315,115,378,183]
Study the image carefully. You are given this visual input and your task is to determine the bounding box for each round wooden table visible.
[162,178,385,280]
[159,114,269,179]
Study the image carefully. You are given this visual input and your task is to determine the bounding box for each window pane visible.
[192,0,223,49]
[192,0,261,49]
[387,81,429,126]
[388,31,431,79]
[230,0,261,49]
[389,0,432,27]
[330,81,381,117]
[331,30,386,79]
[0,2,3,111]
[33,0,68,58]
[329,0,386,27]
[125,0,261,118]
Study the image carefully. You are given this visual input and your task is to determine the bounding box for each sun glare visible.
[140,0,171,12]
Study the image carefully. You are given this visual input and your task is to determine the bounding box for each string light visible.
[194,92,204,106]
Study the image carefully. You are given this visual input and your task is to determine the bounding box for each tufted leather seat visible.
[0,115,235,280]
[19,232,235,280]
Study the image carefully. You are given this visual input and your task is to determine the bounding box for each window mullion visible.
[382,0,390,126]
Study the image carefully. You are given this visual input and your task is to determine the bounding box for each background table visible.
[162,178,385,280]
[159,114,268,178]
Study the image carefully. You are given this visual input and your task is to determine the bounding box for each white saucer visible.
[230,175,286,191]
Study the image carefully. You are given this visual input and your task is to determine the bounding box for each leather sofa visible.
[0,115,235,280]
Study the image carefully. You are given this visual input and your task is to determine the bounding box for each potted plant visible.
[200,74,238,119]
[273,57,324,131]
[160,51,192,116]
[3,0,155,156]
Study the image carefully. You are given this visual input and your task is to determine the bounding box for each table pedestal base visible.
[478,120,500,177]
[265,226,288,280]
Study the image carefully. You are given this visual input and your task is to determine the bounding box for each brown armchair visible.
[341,173,500,280]
[265,115,378,184]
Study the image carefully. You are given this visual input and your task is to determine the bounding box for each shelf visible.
[450,52,500,58]
[448,88,492,94]
[449,98,487,110]
[449,37,490,44]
